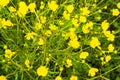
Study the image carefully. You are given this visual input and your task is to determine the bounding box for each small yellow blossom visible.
[67,5,74,13]
[25,59,32,69]
[101,20,109,31]
[103,31,115,41]
[37,66,48,77]
[108,44,114,52]
[105,55,111,62]
[55,76,62,80]
[79,16,87,23]
[88,68,98,76]
[68,38,80,49]
[28,3,36,12]
[40,16,46,24]
[117,2,120,9]
[40,1,45,9]
[5,49,15,59]
[8,6,16,12]
[82,22,93,34]
[0,75,7,80]
[48,1,58,11]
[45,30,52,36]
[66,59,72,68]
[63,11,70,20]
[111,9,120,16]
[70,75,78,80]
[79,52,89,59]
[3,45,7,49]
[35,23,42,30]
[0,0,9,7]
[80,7,90,16]
[38,38,45,45]
[90,37,101,48]
[25,32,37,40]
[72,18,79,27]
[49,24,57,31]
[17,1,28,17]
[1,19,14,28]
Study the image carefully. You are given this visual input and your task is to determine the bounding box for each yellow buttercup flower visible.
[55,76,62,80]
[66,59,72,68]
[40,16,46,24]
[88,68,98,76]
[101,20,109,31]
[0,75,7,80]
[80,7,90,16]
[79,16,87,23]
[68,38,80,49]
[5,49,15,59]
[48,1,58,11]
[117,2,120,9]
[28,3,36,12]
[103,31,115,41]
[0,0,9,7]
[105,55,111,62]
[63,10,70,20]
[90,37,101,48]
[40,1,45,9]
[70,75,78,80]
[67,5,74,13]
[79,52,89,59]
[111,9,120,16]
[38,38,45,45]
[49,24,57,31]
[82,22,93,34]
[35,23,42,30]
[72,18,79,27]
[17,1,28,17]
[25,32,37,40]
[108,44,114,52]
[8,6,16,12]
[45,30,52,36]
[37,66,48,77]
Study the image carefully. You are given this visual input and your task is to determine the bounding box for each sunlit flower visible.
[68,38,80,49]
[37,66,48,77]
[8,6,16,12]
[88,68,98,76]
[90,37,101,48]
[80,7,90,16]
[35,23,42,30]
[117,2,120,9]
[63,10,70,20]
[45,30,52,36]
[67,5,74,13]
[48,1,58,11]
[40,1,45,9]
[28,3,36,12]
[40,16,46,24]
[49,24,57,31]
[66,59,72,68]
[0,0,9,7]
[101,20,109,31]
[79,52,89,59]
[111,9,120,16]
[55,76,62,80]
[5,49,15,59]
[108,44,114,52]
[79,16,87,23]
[105,55,111,62]
[25,32,37,40]
[0,75,7,80]
[38,38,45,45]
[70,75,78,80]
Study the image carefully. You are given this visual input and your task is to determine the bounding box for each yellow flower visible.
[37,66,48,77]
[1,19,14,28]
[79,16,87,23]
[70,75,78,80]
[105,55,111,62]
[40,1,45,9]
[111,9,120,16]
[0,75,7,80]
[117,2,120,9]
[25,59,30,68]
[68,38,80,49]
[90,37,101,48]
[67,5,74,13]
[103,31,115,41]
[25,32,37,40]
[40,16,46,24]
[82,22,93,34]
[101,20,109,31]
[72,18,79,27]
[28,3,36,12]
[45,30,52,36]
[79,52,89,59]
[48,1,58,11]
[35,23,42,30]
[5,49,15,59]
[49,24,57,31]
[3,45,7,49]
[17,1,28,17]
[80,7,90,16]
[38,38,45,45]
[63,10,70,20]
[0,0,9,7]
[108,44,114,52]
[55,76,62,80]
[8,6,16,12]
[88,68,98,76]
[66,59,72,68]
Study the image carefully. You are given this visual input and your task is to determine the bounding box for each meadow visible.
[0,0,120,80]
